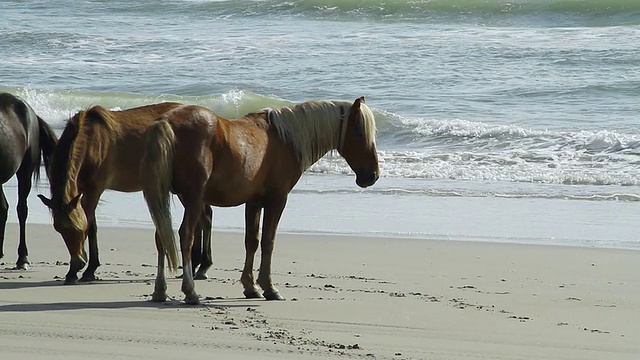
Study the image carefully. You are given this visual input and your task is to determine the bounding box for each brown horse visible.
[0,93,57,269]
[37,102,213,284]
[141,97,379,304]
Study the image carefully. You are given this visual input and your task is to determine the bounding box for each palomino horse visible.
[141,97,379,304]
[0,92,57,269]
[38,102,213,284]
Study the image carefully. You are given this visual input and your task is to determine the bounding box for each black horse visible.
[0,92,57,269]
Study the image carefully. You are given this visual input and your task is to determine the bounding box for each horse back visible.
[111,102,183,132]
[89,102,183,191]
[52,101,183,194]
[102,101,184,158]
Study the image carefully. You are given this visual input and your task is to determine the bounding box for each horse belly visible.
[203,177,256,207]
[105,174,143,192]
[0,125,26,183]
[99,165,143,192]
[102,146,145,192]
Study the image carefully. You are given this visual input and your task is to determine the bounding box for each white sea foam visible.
[7,86,640,190]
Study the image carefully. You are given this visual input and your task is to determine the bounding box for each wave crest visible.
[184,0,640,22]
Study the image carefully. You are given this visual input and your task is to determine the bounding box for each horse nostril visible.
[371,172,379,184]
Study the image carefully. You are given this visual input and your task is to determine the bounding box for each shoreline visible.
[1,223,639,359]
[4,173,640,251]
[24,220,640,252]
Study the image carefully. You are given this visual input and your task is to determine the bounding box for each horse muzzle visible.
[356,171,379,188]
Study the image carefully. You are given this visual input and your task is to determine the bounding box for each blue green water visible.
[2,0,640,248]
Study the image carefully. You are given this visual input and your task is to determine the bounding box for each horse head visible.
[338,97,380,188]
[38,193,88,278]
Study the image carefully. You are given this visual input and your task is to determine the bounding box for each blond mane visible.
[267,100,376,170]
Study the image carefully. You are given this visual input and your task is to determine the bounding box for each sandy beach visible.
[0,223,638,359]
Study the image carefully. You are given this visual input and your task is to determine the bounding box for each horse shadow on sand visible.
[0,276,261,312]
[0,298,258,313]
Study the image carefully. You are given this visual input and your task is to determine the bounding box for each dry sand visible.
[0,223,639,359]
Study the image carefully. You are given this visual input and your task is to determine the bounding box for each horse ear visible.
[351,96,366,113]
[37,194,53,209]
[67,194,83,211]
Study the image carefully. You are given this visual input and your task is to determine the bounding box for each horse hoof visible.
[194,272,208,280]
[244,290,264,299]
[63,277,78,285]
[79,274,97,282]
[263,291,285,301]
[15,263,29,271]
[151,292,167,302]
[184,294,200,305]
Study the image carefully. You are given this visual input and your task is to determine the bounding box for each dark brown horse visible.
[0,92,57,269]
[141,97,379,304]
[38,102,212,284]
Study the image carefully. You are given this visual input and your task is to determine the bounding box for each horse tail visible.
[141,118,179,272]
[37,116,58,181]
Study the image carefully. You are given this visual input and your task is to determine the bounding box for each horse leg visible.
[257,197,287,301]
[177,195,202,280]
[241,202,263,299]
[15,163,32,270]
[60,226,87,284]
[179,199,203,305]
[80,195,100,282]
[60,198,87,284]
[0,186,8,261]
[151,231,168,302]
[190,219,203,277]
[194,205,213,280]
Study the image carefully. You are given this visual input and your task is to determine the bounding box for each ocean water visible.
[2,0,640,249]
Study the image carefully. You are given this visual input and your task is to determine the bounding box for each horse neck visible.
[52,118,102,204]
[268,103,343,171]
[301,143,336,172]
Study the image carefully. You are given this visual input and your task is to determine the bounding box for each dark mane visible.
[48,116,79,203]
[37,116,57,182]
